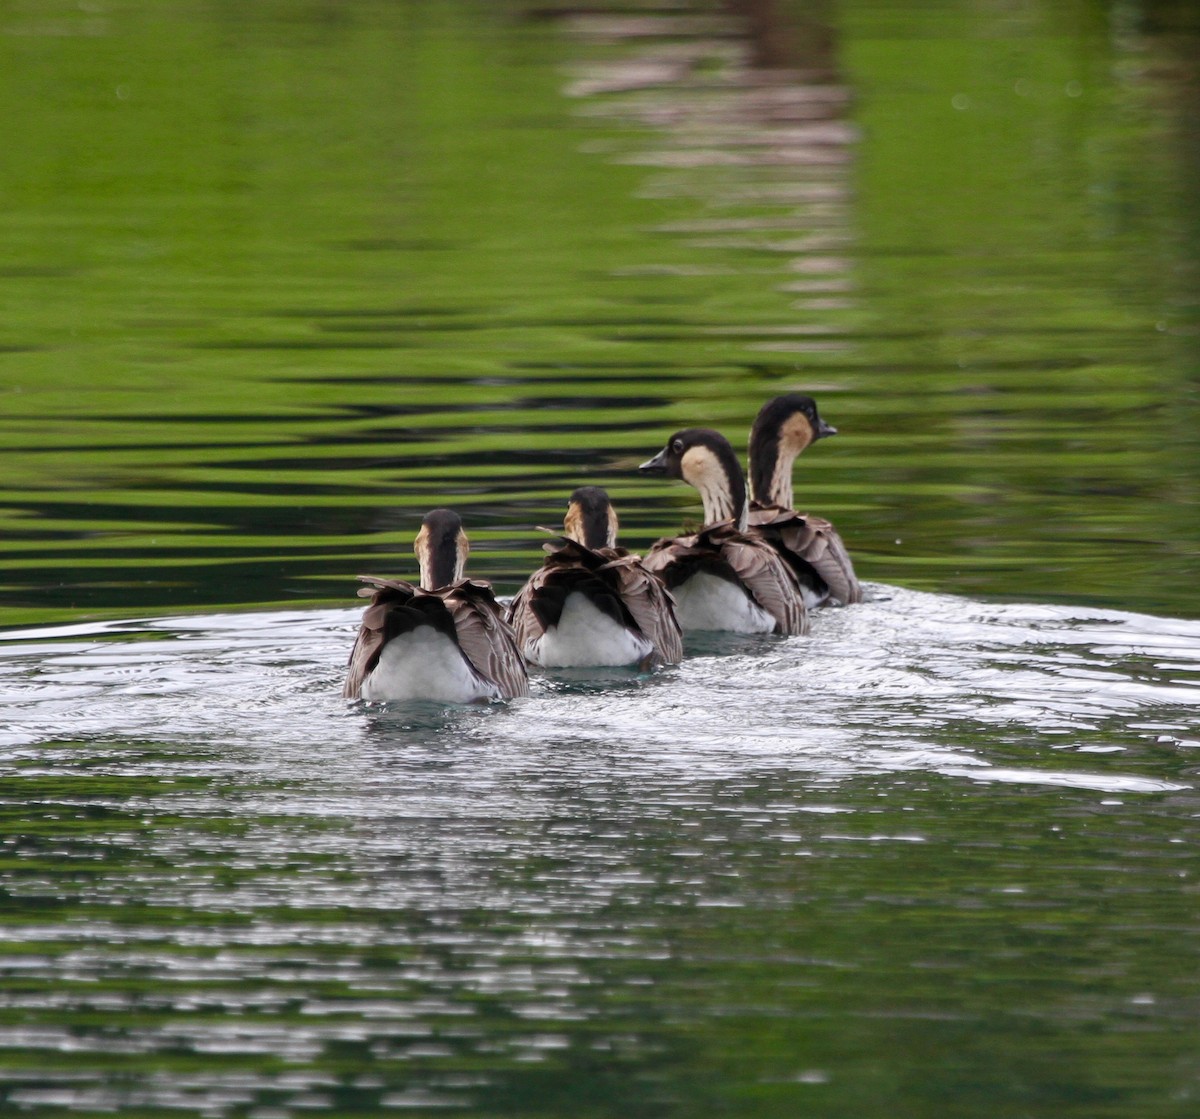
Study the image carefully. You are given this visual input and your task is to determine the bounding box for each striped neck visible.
[419,542,464,591]
[749,439,796,509]
[565,486,618,549]
[415,510,468,590]
[683,442,748,531]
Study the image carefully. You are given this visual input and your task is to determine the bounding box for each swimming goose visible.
[747,393,862,607]
[507,486,683,668]
[638,428,808,636]
[344,508,529,703]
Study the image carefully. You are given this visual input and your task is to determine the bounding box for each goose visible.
[507,486,683,668]
[344,508,529,703]
[638,428,808,636]
[747,393,862,607]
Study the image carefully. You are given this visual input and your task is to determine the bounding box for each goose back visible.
[642,522,809,636]
[345,575,529,701]
[508,536,683,667]
[747,505,863,607]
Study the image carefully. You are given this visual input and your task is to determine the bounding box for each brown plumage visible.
[343,510,529,703]
[640,521,809,636]
[746,506,861,608]
[747,394,862,607]
[639,429,809,636]
[507,486,683,668]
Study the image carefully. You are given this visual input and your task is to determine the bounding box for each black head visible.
[748,395,838,508]
[639,427,733,479]
[752,394,837,446]
[640,428,748,529]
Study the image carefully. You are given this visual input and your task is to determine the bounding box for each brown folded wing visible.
[748,505,862,605]
[343,576,418,699]
[508,537,683,666]
[598,550,684,665]
[505,566,545,656]
[446,579,530,698]
[344,575,528,700]
[643,523,809,637]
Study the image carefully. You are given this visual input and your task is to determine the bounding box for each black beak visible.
[639,448,670,474]
[816,419,837,440]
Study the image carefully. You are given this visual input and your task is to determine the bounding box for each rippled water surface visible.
[2,0,1199,1115]
[2,591,1199,1116]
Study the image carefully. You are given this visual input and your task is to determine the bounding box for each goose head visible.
[748,393,837,509]
[414,508,469,590]
[639,428,748,532]
[564,485,618,550]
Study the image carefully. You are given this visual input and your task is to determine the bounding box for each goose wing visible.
[505,567,545,653]
[507,539,637,647]
[711,528,810,636]
[343,576,421,699]
[599,550,683,665]
[641,531,703,580]
[749,506,862,605]
[643,527,808,637]
[442,580,531,699]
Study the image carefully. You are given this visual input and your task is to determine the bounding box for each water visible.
[2,1,1199,1115]
[2,592,1198,1115]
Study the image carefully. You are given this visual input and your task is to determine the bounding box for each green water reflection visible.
[0,0,1195,625]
